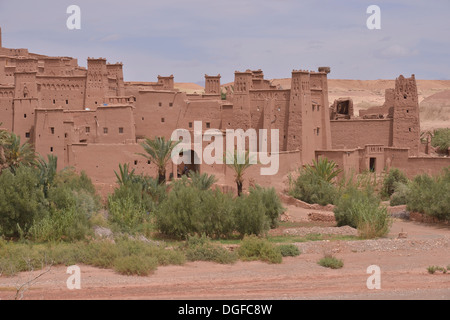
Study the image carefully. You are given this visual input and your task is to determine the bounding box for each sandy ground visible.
[1,216,449,301]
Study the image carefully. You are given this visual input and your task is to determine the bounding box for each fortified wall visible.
[0,26,448,195]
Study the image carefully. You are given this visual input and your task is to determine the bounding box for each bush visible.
[289,171,339,206]
[113,255,158,276]
[0,239,185,277]
[238,236,282,264]
[184,235,237,264]
[233,191,270,237]
[277,244,301,257]
[390,182,409,206]
[249,186,285,228]
[156,184,236,239]
[334,186,391,239]
[382,168,408,198]
[29,207,92,242]
[431,128,450,154]
[318,254,344,269]
[406,168,450,221]
[0,166,46,238]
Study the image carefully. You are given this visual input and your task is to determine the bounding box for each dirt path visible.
[1,220,449,300]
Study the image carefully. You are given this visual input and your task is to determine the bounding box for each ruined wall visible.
[315,149,361,176]
[330,119,392,149]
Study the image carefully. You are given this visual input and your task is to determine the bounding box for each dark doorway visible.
[177,150,200,178]
[369,158,376,172]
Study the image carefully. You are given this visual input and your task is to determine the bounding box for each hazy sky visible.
[1,0,449,84]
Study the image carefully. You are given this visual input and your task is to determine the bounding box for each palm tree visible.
[226,150,254,196]
[114,163,136,186]
[0,132,36,174]
[137,137,180,184]
[304,157,342,183]
[188,171,217,190]
[37,154,58,197]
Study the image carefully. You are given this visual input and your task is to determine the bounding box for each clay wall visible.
[0,88,14,131]
[37,76,86,110]
[330,119,392,149]
[34,108,65,164]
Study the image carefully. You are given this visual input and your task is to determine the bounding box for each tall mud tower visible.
[392,75,420,156]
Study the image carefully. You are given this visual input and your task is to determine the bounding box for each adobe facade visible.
[0,27,448,194]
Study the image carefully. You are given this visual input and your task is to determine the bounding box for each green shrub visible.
[0,166,46,237]
[334,186,392,239]
[233,191,270,237]
[184,235,237,264]
[427,265,447,274]
[108,192,149,233]
[249,186,285,228]
[431,128,450,154]
[29,207,91,242]
[238,236,282,264]
[390,182,410,206]
[277,244,301,257]
[113,255,158,276]
[318,254,344,269]
[289,171,339,206]
[156,184,236,239]
[382,168,408,198]
[406,168,450,221]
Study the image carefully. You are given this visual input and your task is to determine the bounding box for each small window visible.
[161,118,165,123]
[65,133,68,138]
[24,114,27,118]
[103,127,108,134]
[317,105,320,111]
[86,127,90,133]
[66,100,69,105]
[53,99,56,104]
[317,128,320,136]
[134,160,138,165]
[51,127,55,134]
[119,127,124,134]
[25,132,30,138]
[312,105,315,111]
[169,103,173,107]
[189,122,193,128]
[406,109,409,113]
[158,102,162,107]
[206,122,211,129]
[147,160,151,165]
[142,117,144,121]
[409,128,411,132]
[50,147,54,152]
[95,101,98,105]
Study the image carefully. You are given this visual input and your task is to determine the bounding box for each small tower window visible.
[189,122,193,128]
[206,122,211,129]
[66,100,69,105]
[158,102,162,107]
[103,127,108,134]
[86,127,90,133]
[50,127,55,134]
[119,127,124,134]
[161,118,165,123]
[50,147,54,152]
[169,103,173,107]
[24,114,27,118]
[25,132,30,138]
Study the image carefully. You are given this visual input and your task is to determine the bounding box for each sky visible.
[0,0,449,84]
